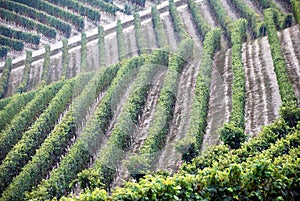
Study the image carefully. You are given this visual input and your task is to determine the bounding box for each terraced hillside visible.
[0,0,300,200]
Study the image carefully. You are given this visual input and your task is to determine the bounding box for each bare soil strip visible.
[279,27,300,104]
[112,71,166,188]
[197,0,218,27]
[161,12,178,51]
[202,49,232,152]
[219,0,240,20]
[243,38,281,136]
[156,7,202,171]
[123,26,139,58]
[105,33,119,66]
[141,19,159,51]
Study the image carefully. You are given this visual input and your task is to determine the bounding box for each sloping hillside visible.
[0,0,299,200]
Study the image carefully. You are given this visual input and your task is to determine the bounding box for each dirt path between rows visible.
[155,6,202,171]
[202,48,232,152]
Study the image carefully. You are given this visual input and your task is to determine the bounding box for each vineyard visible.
[0,0,300,200]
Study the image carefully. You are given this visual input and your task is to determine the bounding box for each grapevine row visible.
[17,51,32,93]
[0,35,24,51]
[0,90,36,135]
[169,0,188,41]
[151,6,168,48]
[137,39,194,171]
[264,8,297,105]
[0,82,64,163]
[134,14,148,55]
[117,20,126,61]
[187,0,211,40]
[13,0,84,30]
[80,49,169,190]
[1,66,119,201]
[292,0,300,24]
[0,58,12,98]
[46,0,100,22]
[0,0,71,37]
[0,8,56,39]
[27,56,146,200]
[98,26,106,67]
[75,0,119,16]
[0,25,40,45]
[0,74,92,193]
[180,29,221,160]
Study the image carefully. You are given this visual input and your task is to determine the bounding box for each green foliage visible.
[0,58,12,98]
[117,20,126,61]
[0,8,56,38]
[264,8,297,105]
[230,0,263,37]
[0,83,62,162]
[47,0,100,22]
[0,46,8,58]
[17,51,32,93]
[151,6,168,48]
[181,28,221,157]
[65,112,300,200]
[27,57,146,200]
[207,0,233,38]
[81,50,170,191]
[0,96,12,111]
[61,39,70,80]
[98,26,106,67]
[0,25,40,45]
[169,0,188,41]
[134,39,193,173]
[0,90,36,136]
[0,74,91,194]
[0,0,71,37]
[187,0,211,39]
[134,14,148,55]
[229,19,248,128]
[219,122,247,149]
[1,67,117,201]
[0,35,24,51]
[75,0,119,16]
[41,45,51,84]
[292,0,300,25]
[80,33,88,72]
[13,0,84,30]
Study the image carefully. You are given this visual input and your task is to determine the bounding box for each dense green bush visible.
[77,0,119,16]
[0,58,12,98]
[0,46,8,58]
